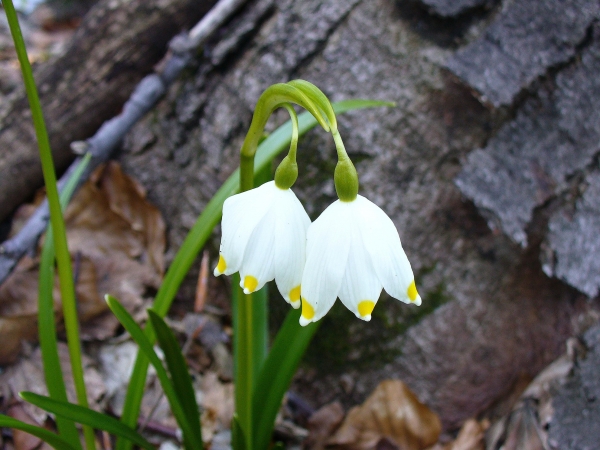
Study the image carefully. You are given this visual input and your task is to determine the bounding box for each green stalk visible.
[39,154,91,450]
[2,3,95,448]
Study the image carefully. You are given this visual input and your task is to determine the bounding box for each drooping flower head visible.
[299,195,420,325]
[299,130,420,326]
[214,180,310,308]
[214,101,311,308]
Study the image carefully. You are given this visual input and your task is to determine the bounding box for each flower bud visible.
[274,155,299,189]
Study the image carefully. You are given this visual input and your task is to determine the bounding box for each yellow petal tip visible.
[299,316,311,326]
[407,280,419,302]
[289,285,301,303]
[358,300,376,318]
[243,275,258,293]
[215,255,227,275]
[301,297,315,322]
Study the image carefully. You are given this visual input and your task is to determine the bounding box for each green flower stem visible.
[274,104,299,190]
[281,104,299,161]
[3,2,95,449]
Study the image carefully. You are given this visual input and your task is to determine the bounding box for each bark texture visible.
[0,0,217,220]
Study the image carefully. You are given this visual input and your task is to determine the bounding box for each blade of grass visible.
[231,414,246,450]
[252,308,319,450]
[116,99,394,450]
[18,394,154,450]
[106,295,203,450]
[38,153,91,450]
[2,2,95,448]
[0,414,77,450]
[147,310,202,446]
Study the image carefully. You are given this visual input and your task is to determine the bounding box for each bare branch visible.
[0,0,248,285]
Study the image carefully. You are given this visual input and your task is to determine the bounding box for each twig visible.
[194,250,210,313]
[0,0,248,286]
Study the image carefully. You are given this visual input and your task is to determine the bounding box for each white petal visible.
[273,189,311,309]
[300,201,352,326]
[215,182,276,276]
[238,201,278,294]
[338,215,383,321]
[354,196,421,305]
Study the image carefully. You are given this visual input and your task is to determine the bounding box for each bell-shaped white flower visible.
[299,195,421,326]
[214,181,310,308]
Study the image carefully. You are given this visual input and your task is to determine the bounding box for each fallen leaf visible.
[0,162,166,362]
[446,419,487,450]
[201,371,234,444]
[305,401,345,449]
[327,380,441,450]
[0,343,106,424]
[7,403,43,450]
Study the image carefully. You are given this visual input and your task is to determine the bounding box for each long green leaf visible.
[116,99,393,450]
[147,310,202,447]
[252,309,320,450]
[18,393,153,450]
[106,296,203,450]
[0,415,76,450]
[2,3,95,448]
[38,154,91,450]
[231,414,246,450]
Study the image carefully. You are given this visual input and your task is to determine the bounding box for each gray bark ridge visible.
[548,325,600,449]
[453,9,600,298]
[445,0,600,107]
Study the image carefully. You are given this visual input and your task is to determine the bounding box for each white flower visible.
[214,181,310,308]
[299,195,421,326]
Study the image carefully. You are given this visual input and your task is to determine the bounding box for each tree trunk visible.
[0,0,218,220]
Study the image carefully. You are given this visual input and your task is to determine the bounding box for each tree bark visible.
[0,0,218,221]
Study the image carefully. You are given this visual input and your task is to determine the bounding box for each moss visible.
[268,270,452,376]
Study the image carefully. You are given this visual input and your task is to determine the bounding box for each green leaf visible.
[0,414,77,450]
[3,0,95,447]
[231,414,246,450]
[38,153,91,450]
[252,309,320,450]
[116,99,394,450]
[18,393,154,450]
[147,310,202,445]
[106,295,203,450]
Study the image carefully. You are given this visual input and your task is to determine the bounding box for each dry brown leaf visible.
[445,419,487,450]
[0,162,166,362]
[0,256,53,363]
[305,401,346,449]
[66,161,165,276]
[7,403,44,450]
[0,343,106,424]
[201,371,234,444]
[327,380,441,450]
